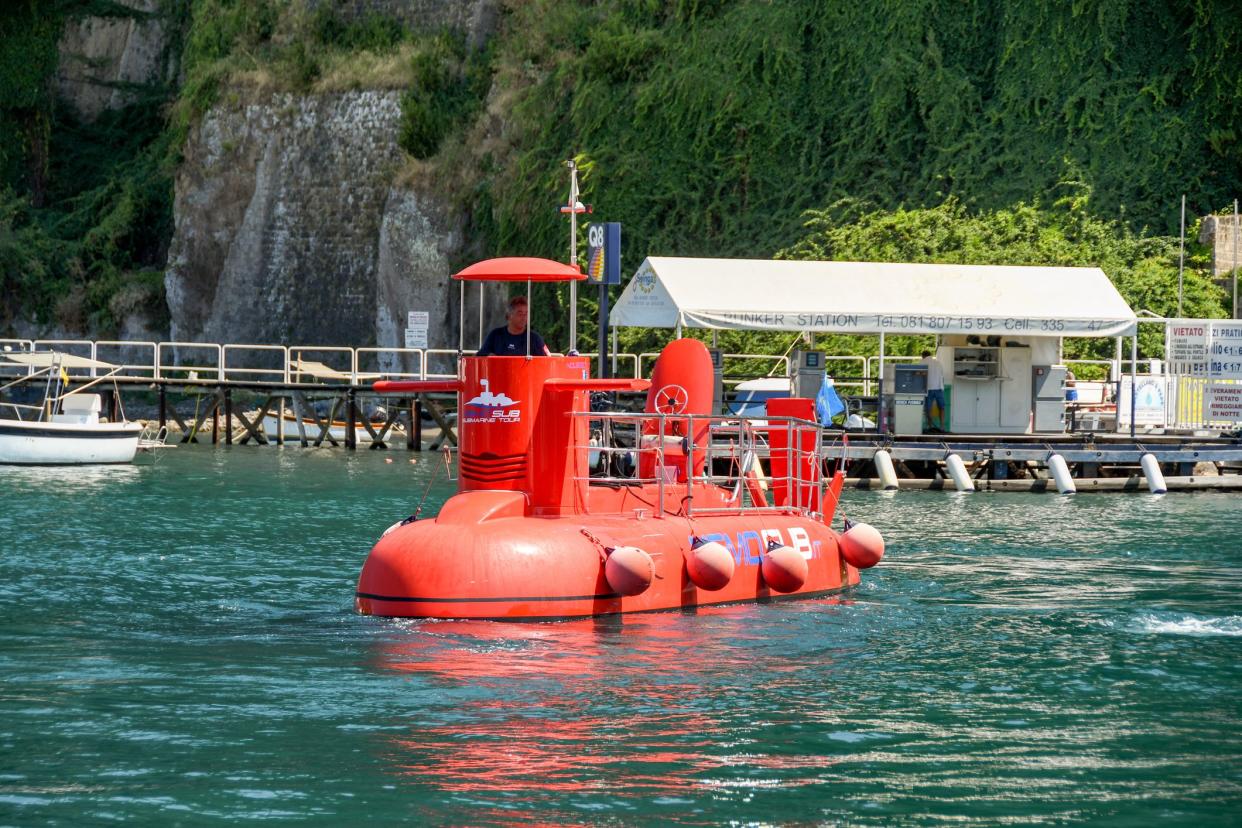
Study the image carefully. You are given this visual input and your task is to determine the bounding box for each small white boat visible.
[0,352,144,465]
[261,411,406,444]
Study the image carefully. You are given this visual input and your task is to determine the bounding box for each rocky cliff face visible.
[317,0,498,49]
[165,89,502,357]
[158,0,506,358]
[57,0,171,122]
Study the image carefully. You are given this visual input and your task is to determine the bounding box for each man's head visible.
[506,296,529,333]
[921,350,931,358]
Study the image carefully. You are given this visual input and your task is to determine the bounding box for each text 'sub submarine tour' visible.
[356,257,884,620]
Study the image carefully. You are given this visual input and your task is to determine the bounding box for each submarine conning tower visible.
[459,354,644,514]
[373,257,647,517]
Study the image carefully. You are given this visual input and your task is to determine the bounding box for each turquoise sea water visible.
[1,447,1239,825]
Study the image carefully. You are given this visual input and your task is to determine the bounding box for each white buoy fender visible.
[839,522,885,569]
[761,541,808,593]
[605,546,655,596]
[1048,453,1076,494]
[873,449,899,490]
[686,538,735,591]
[945,453,975,492]
[1140,453,1167,494]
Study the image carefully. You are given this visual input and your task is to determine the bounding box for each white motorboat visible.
[260,410,405,444]
[0,352,144,465]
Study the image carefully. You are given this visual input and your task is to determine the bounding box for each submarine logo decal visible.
[463,378,521,424]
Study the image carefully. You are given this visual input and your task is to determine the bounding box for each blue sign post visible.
[587,223,621,376]
[586,222,621,285]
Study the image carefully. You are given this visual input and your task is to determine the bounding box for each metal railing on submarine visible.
[571,411,826,520]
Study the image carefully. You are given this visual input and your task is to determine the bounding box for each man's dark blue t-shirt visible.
[477,326,548,356]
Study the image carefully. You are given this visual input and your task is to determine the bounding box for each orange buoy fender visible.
[686,538,735,591]
[761,541,808,593]
[605,546,655,596]
[840,521,885,569]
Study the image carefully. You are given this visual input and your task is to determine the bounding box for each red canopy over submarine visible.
[356,257,883,620]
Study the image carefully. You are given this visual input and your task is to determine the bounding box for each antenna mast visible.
[561,159,591,351]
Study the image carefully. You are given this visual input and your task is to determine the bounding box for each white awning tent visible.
[610,257,1138,337]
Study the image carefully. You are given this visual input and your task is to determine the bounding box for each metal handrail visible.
[7,336,877,391]
[94,340,158,379]
[32,338,93,356]
[574,353,640,379]
[423,349,462,380]
[288,346,354,384]
[864,354,918,395]
[157,341,223,381]
[572,411,824,519]
[642,351,793,383]
[222,344,288,383]
[356,347,425,381]
[0,339,35,377]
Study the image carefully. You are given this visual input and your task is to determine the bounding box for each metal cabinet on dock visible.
[1032,364,1068,432]
[949,345,1032,434]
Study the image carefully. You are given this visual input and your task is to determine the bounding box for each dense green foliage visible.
[489,0,1239,258]
[399,33,491,159]
[0,0,174,331]
[480,0,1239,352]
[0,0,1237,356]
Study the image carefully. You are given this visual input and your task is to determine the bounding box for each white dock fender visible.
[1140,453,1167,494]
[944,453,974,492]
[1048,454,1077,494]
[873,449,899,490]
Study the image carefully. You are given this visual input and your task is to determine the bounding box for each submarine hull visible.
[356,489,859,620]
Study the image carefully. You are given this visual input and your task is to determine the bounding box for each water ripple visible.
[1,448,1239,824]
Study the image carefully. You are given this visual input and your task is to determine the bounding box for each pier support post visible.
[158,384,166,431]
[346,389,357,450]
[414,397,424,449]
[224,387,233,445]
[1048,454,1076,494]
[873,449,899,490]
[290,392,310,447]
[944,453,975,492]
[1140,453,1167,494]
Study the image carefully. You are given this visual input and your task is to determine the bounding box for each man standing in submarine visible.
[477,296,551,356]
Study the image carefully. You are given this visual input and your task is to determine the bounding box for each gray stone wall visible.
[1200,214,1242,278]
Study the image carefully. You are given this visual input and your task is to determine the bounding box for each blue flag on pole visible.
[815,373,845,425]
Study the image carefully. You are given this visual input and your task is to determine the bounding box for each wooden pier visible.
[4,376,459,451]
[4,338,1242,492]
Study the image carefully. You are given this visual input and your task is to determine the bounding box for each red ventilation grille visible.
[460,451,526,483]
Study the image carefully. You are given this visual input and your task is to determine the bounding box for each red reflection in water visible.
[373,601,850,797]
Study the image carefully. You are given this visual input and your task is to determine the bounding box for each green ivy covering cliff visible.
[0,0,1237,349]
[477,0,1238,352]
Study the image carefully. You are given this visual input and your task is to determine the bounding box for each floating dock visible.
[825,432,1242,492]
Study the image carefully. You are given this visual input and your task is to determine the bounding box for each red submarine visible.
[356,258,884,620]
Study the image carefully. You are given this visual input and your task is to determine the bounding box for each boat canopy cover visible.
[3,352,117,369]
[609,257,1139,337]
[453,257,585,282]
[290,359,379,382]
